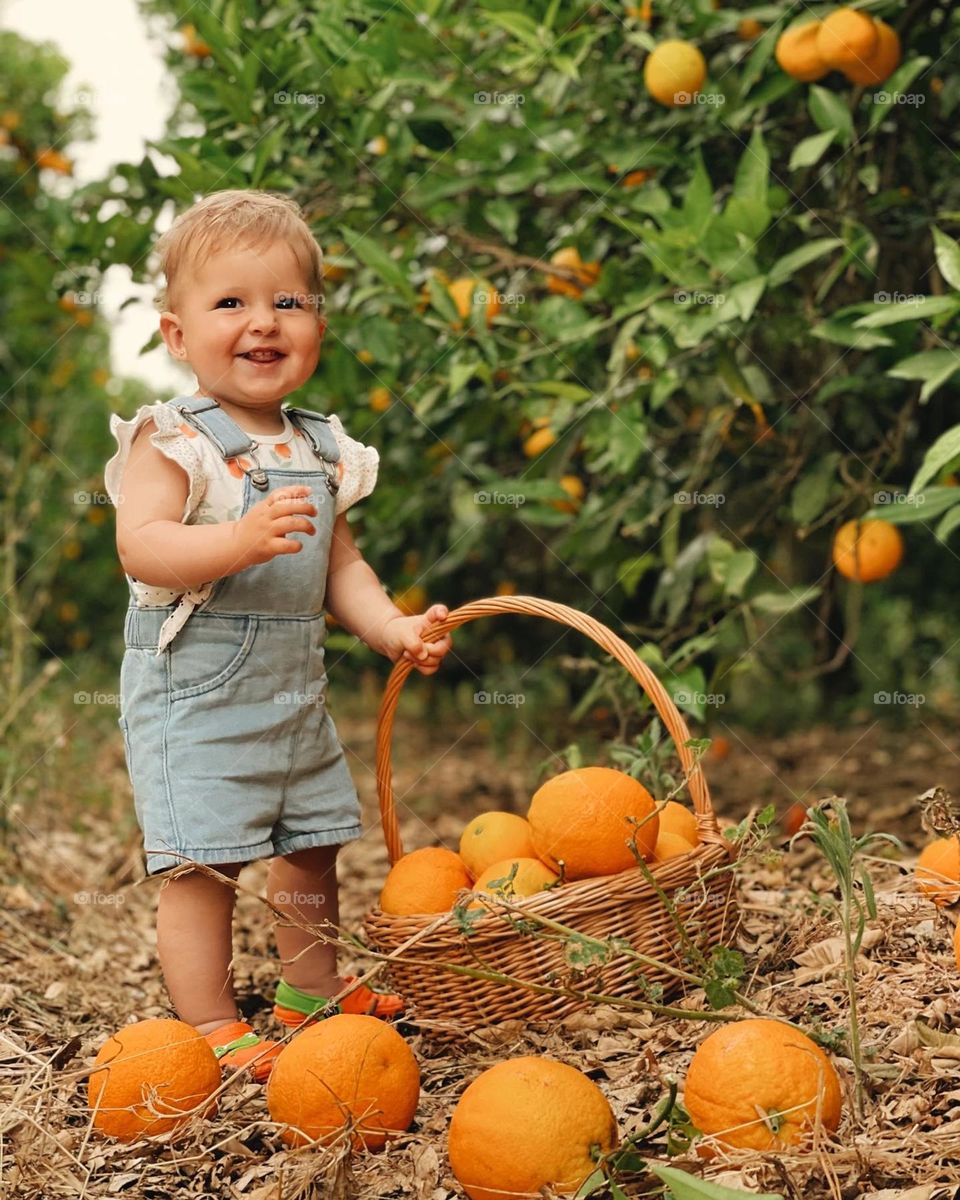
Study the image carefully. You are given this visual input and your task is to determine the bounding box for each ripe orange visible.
[916,836,960,905]
[832,518,904,582]
[181,23,212,57]
[684,1019,843,1151]
[643,40,707,107]
[528,766,659,880]
[551,474,586,513]
[842,19,901,85]
[448,278,501,328]
[322,242,349,283]
[782,801,809,839]
[266,1014,419,1150]
[379,846,472,915]
[621,169,653,188]
[546,247,601,299]
[469,857,559,907]
[448,1056,618,1200]
[522,427,557,458]
[817,8,878,70]
[775,22,829,82]
[737,18,763,40]
[369,386,392,412]
[394,583,427,615]
[357,348,375,364]
[459,811,537,880]
[653,830,696,862]
[657,799,699,845]
[35,148,73,175]
[87,1019,221,1142]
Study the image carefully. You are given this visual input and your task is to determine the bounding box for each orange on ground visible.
[653,830,696,862]
[546,247,601,299]
[832,518,904,582]
[842,18,901,85]
[817,8,878,70]
[684,1018,843,1151]
[916,836,960,905]
[448,278,501,328]
[379,846,472,915]
[266,1014,419,1150]
[737,18,764,40]
[87,1018,221,1142]
[775,22,829,82]
[656,799,699,845]
[459,811,537,880]
[643,40,707,107]
[448,1056,618,1200]
[522,427,557,458]
[528,766,659,880]
[782,801,809,839]
[706,734,731,762]
[468,857,559,908]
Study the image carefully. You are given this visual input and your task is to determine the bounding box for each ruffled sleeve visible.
[326,413,379,515]
[104,400,207,521]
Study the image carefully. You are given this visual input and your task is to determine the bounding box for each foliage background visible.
[6,0,960,800]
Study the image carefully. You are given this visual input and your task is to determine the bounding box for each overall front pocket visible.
[168,615,259,700]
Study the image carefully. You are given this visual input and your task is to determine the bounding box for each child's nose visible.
[248,304,279,334]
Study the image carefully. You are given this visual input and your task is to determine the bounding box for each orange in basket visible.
[364,596,738,1030]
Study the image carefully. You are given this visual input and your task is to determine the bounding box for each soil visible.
[1,710,959,1199]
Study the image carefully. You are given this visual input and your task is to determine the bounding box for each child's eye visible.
[216,297,241,309]
[276,296,303,310]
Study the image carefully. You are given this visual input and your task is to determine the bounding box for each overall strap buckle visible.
[174,396,269,489]
[283,405,341,496]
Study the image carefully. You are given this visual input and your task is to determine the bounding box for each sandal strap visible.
[212,1030,261,1059]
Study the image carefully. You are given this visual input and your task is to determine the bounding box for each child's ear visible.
[317,314,328,342]
[159,310,188,361]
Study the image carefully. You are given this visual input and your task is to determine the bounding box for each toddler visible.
[105,189,452,1081]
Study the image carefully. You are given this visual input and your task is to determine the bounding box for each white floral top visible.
[104,399,378,648]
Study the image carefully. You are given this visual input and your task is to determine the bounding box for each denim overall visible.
[117,395,363,875]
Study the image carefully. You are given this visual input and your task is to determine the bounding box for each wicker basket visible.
[363,596,738,1028]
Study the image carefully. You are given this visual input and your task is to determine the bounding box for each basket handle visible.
[375,595,719,865]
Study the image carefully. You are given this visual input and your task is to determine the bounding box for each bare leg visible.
[156,862,243,1036]
[267,844,345,994]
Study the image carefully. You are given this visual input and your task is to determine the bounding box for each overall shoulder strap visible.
[171,395,257,460]
[283,405,341,463]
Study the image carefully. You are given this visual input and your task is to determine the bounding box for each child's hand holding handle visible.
[381,603,453,677]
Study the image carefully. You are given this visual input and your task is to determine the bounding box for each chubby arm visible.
[115,419,319,590]
[325,513,406,655]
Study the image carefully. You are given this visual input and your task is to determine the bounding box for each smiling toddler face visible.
[160,240,326,426]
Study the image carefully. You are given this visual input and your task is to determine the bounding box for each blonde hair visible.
[152,189,324,313]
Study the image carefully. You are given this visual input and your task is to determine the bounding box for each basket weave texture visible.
[363,596,738,1028]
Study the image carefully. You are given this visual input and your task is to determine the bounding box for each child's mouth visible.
[240,351,285,364]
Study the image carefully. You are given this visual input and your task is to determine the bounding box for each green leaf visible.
[682,151,714,234]
[791,452,840,525]
[484,10,543,50]
[751,586,821,615]
[933,226,960,292]
[719,276,766,322]
[789,130,835,170]
[867,55,932,132]
[854,295,960,327]
[811,319,893,349]
[348,231,416,304]
[909,423,960,492]
[936,504,960,543]
[864,487,960,523]
[733,126,768,205]
[574,1167,609,1198]
[887,349,960,402]
[650,1163,784,1200]
[528,381,593,401]
[483,197,519,245]
[808,85,854,144]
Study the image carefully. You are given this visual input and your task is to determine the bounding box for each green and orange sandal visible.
[203,1020,283,1083]
[272,976,405,1028]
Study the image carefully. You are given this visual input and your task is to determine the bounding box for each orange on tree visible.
[266,1014,419,1149]
[546,246,601,299]
[916,836,960,905]
[817,8,878,71]
[394,583,427,615]
[842,18,901,85]
[684,1018,843,1151]
[181,23,212,57]
[551,474,585,513]
[656,799,699,845]
[522,426,557,458]
[621,169,653,188]
[468,856,559,907]
[459,811,537,880]
[737,17,764,40]
[369,386,392,412]
[528,766,659,880]
[87,1018,221,1142]
[448,1056,618,1200]
[322,241,349,283]
[366,134,389,155]
[448,277,501,328]
[653,830,696,861]
[379,846,472,914]
[832,518,904,582]
[35,148,72,174]
[357,348,375,364]
[775,22,829,82]
[643,40,707,107]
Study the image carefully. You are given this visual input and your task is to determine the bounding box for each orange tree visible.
[66,0,960,730]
